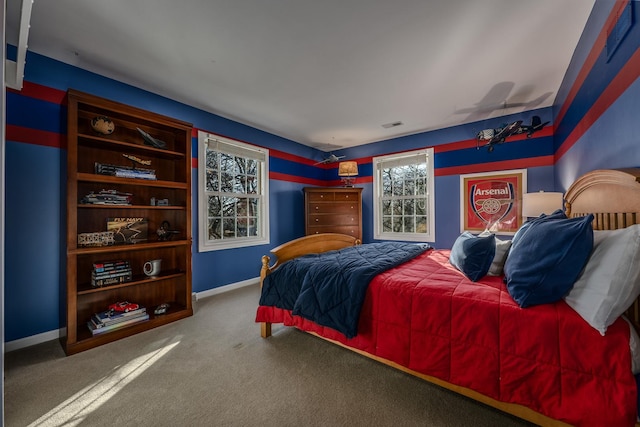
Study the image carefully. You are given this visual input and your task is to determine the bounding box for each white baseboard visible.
[4,278,260,353]
[193,277,259,301]
[5,328,65,353]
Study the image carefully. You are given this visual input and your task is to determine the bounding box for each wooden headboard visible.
[564,168,640,331]
[565,168,640,229]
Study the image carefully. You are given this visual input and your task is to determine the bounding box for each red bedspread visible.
[256,249,637,426]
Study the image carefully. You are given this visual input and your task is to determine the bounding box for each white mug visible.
[143,259,162,277]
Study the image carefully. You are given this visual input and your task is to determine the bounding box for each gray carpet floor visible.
[4,284,533,426]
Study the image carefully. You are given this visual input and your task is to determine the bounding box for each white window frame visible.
[198,131,270,252]
[373,147,435,242]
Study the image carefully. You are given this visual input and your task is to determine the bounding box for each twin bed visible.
[255,168,640,427]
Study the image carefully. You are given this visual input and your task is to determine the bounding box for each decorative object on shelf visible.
[90,115,115,135]
[154,303,170,315]
[143,259,162,277]
[521,191,564,219]
[122,153,152,166]
[107,217,148,244]
[156,220,180,241]
[136,127,167,149]
[150,197,170,206]
[78,231,115,247]
[338,161,358,187]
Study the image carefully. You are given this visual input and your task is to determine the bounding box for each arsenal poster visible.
[460,169,526,234]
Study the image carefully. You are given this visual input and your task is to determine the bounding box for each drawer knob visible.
[315,206,319,210]
[315,218,319,222]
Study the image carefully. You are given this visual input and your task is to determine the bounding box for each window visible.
[198,131,269,251]
[373,148,435,242]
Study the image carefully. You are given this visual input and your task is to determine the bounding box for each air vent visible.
[382,121,403,129]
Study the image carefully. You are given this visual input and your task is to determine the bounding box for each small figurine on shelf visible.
[91,116,115,135]
[156,220,180,241]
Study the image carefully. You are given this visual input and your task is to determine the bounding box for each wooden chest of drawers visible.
[304,187,362,241]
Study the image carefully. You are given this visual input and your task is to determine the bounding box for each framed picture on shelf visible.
[459,169,527,235]
[107,217,149,244]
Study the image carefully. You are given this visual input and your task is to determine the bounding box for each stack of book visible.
[95,162,157,180]
[91,260,133,288]
[81,189,133,205]
[88,306,149,335]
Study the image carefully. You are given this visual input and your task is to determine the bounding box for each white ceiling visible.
[6,0,594,149]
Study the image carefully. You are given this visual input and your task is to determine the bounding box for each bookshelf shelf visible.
[64,89,193,355]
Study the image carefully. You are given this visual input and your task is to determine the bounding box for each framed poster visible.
[460,169,527,234]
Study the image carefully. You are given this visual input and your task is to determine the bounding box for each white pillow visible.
[564,224,640,335]
[479,231,512,276]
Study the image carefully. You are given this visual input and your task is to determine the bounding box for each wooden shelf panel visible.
[78,270,187,295]
[64,307,193,355]
[77,173,188,189]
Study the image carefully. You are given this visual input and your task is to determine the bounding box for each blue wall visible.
[5,0,640,344]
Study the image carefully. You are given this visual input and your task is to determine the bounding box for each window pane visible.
[208,196,221,217]
[234,174,246,193]
[404,199,415,215]
[393,217,403,232]
[382,200,392,215]
[416,216,427,233]
[206,150,218,170]
[383,217,392,232]
[208,218,221,240]
[221,172,234,192]
[223,218,235,238]
[404,217,414,233]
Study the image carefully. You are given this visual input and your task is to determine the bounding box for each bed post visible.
[260,255,273,338]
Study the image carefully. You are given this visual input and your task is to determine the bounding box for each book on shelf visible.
[91,270,133,288]
[88,312,149,335]
[92,307,147,327]
[95,162,156,180]
[106,217,148,244]
[80,189,133,205]
[93,259,130,273]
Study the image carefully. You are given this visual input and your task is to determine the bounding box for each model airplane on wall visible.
[476,115,549,152]
[314,153,345,165]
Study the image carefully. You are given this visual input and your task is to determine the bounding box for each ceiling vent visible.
[382,121,403,129]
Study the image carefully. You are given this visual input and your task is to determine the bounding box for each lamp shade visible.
[522,191,564,218]
[338,161,358,177]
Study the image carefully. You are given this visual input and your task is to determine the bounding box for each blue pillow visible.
[512,209,567,248]
[449,232,496,281]
[504,214,594,307]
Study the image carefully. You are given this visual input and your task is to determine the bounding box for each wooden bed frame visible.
[258,168,640,427]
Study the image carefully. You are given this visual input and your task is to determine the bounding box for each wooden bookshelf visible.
[64,89,193,355]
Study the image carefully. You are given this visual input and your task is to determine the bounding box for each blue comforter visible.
[259,242,430,338]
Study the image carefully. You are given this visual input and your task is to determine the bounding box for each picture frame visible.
[459,169,527,234]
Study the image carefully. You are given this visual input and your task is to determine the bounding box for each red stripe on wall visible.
[269,171,327,186]
[7,81,67,105]
[556,45,640,160]
[554,1,628,128]
[435,155,554,177]
[6,124,66,148]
